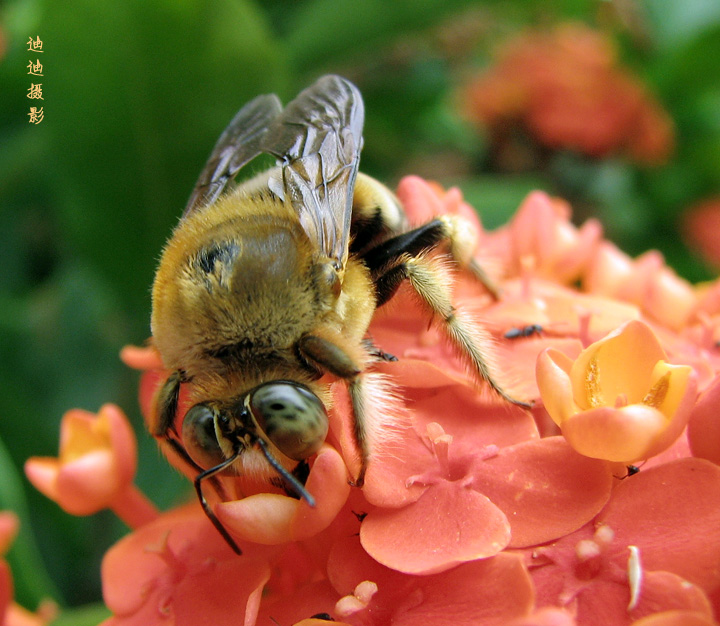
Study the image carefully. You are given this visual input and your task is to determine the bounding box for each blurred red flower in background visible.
[683,196,720,270]
[461,23,675,168]
[26,177,720,625]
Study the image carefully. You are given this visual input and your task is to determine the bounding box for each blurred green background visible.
[1,0,719,622]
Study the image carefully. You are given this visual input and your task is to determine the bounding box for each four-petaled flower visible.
[537,320,696,463]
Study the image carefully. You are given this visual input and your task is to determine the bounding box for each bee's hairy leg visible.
[349,173,407,255]
[362,336,397,362]
[297,333,371,486]
[466,257,500,301]
[372,253,529,408]
[153,370,232,502]
[348,375,370,487]
[436,214,501,300]
[361,217,500,301]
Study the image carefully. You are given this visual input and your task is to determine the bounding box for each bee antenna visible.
[194,451,244,555]
[257,437,316,507]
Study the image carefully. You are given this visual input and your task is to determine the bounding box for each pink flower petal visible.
[630,610,717,626]
[290,445,350,541]
[390,553,534,626]
[218,445,349,545]
[507,607,578,626]
[24,458,61,503]
[102,503,274,620]
[56,450,120,514]
[537,348,578,426]
[360,479,510,574]
[0,561,11,626]
[472,437,613,547]
[597,458,720,594]
[571,570,713,626]
[171,559,270,626]
[688,375,720,465]
[218,494,298,545]
[571,321,666,409]
[257,581,342,626]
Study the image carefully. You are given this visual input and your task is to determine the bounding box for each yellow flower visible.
[25,405,157,527]
[536,320,696,462]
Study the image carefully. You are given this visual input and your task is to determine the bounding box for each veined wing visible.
[183,93,283,219]
[260,75,364,269]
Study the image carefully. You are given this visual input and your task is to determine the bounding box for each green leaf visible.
[0,434,61,607]
[285,0,476,71]
[448,175,552,229]
[50,603,112,626]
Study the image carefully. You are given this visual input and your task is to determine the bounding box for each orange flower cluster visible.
[26,177,720,625]
[462,24,675,165]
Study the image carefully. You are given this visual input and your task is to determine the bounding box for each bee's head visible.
[182,381,329,471]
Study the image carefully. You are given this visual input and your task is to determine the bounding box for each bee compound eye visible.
[249,383,329,461]
[182,404,225,470]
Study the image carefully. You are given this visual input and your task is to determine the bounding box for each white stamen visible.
[627,545,642,611]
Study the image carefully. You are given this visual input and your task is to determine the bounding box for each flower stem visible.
[110,484,159,528]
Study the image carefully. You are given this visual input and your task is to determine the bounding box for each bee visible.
[150,75,525,554]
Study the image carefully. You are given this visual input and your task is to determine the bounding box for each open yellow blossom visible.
[25,405,157,527]
[536,320,696,463]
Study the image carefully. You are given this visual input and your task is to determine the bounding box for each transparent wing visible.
[183,93,283,219]
[260,75,364,269]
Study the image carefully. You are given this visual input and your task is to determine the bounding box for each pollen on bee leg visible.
[437,214,479,267]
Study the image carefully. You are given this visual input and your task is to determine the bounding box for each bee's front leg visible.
[297,332,372,486]
[151,370,205,473]
[151,371,235,502]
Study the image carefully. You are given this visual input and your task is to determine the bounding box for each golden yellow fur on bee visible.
[148,75,523,555]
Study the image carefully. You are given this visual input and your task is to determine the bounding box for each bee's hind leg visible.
[351,175,500,299]
[361,221,528,407]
